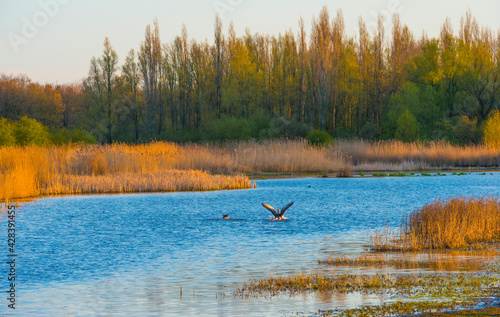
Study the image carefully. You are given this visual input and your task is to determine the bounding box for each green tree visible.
[396,109,419,141]
[83,38,119,144]
[306,129,333,147]
[14,116,51,146]
[100,37,119,143]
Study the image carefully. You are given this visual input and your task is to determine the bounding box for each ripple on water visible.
[4,174,500,316]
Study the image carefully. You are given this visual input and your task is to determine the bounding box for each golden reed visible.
[337,139,500,170]
[371,197,500,251]
[2,139,499,201]
[0,139,349,200]
[0,143,252,201]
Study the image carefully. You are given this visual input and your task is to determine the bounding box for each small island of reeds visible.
[235,196,500,316]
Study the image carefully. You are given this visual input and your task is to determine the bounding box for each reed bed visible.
[0,140,349,200]
[336,139,500,170]
[0,143,253,201]
[45,171,251,195]
[229,139,345,173]
[370,197,500,251]
[2,139,500,200]
[175,139,347,173]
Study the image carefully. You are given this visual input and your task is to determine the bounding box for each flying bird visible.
[262,202,294,220]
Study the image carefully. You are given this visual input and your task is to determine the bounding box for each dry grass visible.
[335,139,500,171]
[0,140,350,201]
[0,143,252,201]
[229,139,345,173]
[370,197,500,251]
[2,139,500,201]
[174,138,500,175]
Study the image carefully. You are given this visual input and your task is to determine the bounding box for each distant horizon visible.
[2,0,500,84]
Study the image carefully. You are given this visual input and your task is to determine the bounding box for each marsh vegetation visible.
[370,196,500,251]
[2,139,500,201]
[235,197,500,316]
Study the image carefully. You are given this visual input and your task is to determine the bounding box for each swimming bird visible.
[262,202,294,220]
[222,214,230,219]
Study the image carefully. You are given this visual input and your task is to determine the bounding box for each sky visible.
[1,0,500,84]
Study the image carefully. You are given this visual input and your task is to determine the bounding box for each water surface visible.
[3,174,500,316]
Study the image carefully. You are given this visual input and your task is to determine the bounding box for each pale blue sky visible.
[1,0,500,84]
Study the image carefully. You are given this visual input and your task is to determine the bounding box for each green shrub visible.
[0,118,15,146]
[203,116,257,142]
[483,110,500,148]
[268,117,313,139]
[52,128,97,145]
[360,122,379,140]
[306,130,333,147]
[14,116,52,146]
[395,109,419,141]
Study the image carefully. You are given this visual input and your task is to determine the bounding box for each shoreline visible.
[1,185,254,205]
[248,168,500,180]
[4,168,498,204]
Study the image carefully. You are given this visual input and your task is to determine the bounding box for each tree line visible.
[1,8,499,144]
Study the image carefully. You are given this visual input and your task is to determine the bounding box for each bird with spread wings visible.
[262,202,294,220]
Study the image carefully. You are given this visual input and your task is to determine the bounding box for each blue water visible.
[2,174,500,316]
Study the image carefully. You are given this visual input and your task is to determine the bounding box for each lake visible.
[3,173,500,316]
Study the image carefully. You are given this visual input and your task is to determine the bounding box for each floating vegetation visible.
[420,305,500,317]
[236,249,500,316]
[236,271,499,298]
[388,173,408,177]
[330,300,482,317]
